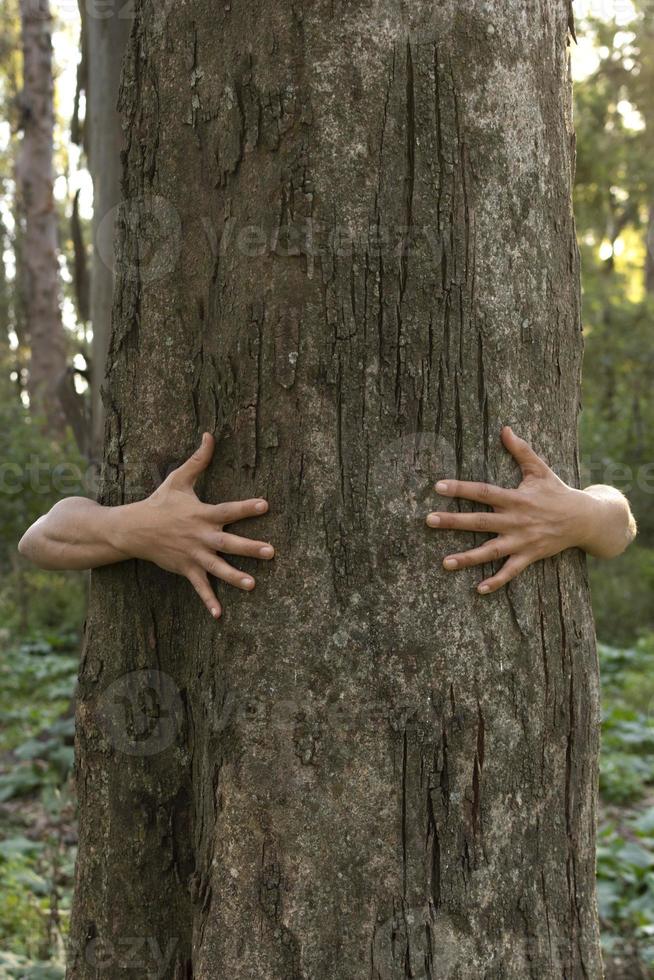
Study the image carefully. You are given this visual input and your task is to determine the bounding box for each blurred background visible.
[0,1,652,977]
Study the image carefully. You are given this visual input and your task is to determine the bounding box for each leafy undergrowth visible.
[1,633,654,977]
[0,633,78,980]
[598,637,654,977]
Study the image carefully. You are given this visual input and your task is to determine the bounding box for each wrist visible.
[566,486,603,555]
[100,502,145,561]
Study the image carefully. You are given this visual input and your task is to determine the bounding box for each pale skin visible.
[18,433,274,620]
[18,426,636,616]
[426,426,637,594]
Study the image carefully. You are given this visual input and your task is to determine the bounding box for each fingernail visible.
[426,514,440,527]
[478,584,490,594]
[241,577,255,589]
[443,558,458,570]
[211,606,221,618]
[255,500,268,513]
[436,481,448,493]
[259,545,274,557]
[201,433,207,446]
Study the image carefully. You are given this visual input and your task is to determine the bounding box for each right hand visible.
[120,433,274,618]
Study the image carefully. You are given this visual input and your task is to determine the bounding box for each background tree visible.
[15,0,68,432]
[73,0,130,458]
[67,1,603,977]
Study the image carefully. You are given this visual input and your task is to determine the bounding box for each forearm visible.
[18,497,138,571]
[577,484,637,559]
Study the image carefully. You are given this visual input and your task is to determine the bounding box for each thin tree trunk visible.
[0,215,10,355]
[80,0,130,459]
[69,2,602,977]
[16,0,67,430]
[646,204,654,294]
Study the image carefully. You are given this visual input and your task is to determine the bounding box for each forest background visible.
[0,1,653,977]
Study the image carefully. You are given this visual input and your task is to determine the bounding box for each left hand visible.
[425,426,592,594]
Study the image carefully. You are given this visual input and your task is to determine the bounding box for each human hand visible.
[116,433,274,618]
[425,426,594,594]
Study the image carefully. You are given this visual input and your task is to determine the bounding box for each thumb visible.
[501,426,548,477]
[170,432,215,487]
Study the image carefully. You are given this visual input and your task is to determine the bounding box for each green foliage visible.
[0,365,89,640]
[0,634,78,972]
[0,954,64,980]
[598,638,654,968]
[574,8,654,650]
[597,816,654,969]
[0,637,78,757]
[0,567,87,638]
[588,548,654,647]
[0,371,89,569]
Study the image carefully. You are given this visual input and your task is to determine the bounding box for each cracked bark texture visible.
[68,1,602,978]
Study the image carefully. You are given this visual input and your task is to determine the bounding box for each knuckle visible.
[200,555,216,575]
[476,513,490,532]
[477,483,491,500]
[215,531,226,551]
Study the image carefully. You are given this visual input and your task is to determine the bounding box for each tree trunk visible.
[646,204,654,294]
[16,0,67,430]
[80,0,130,458]
[69,2,602,977]
[0,215,10,355]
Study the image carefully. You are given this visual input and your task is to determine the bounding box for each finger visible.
[213,531,275,560]
[426,510,509,533]
[442,537,513,571]
[477,554,531,594]
[210,498,269,525]
[435,478,516,508]
[187,569,222,619]
[501,426,549,477]
[169,433,215,488]
[200,553,256,591]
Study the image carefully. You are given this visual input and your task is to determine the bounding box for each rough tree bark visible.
[16,0,67,429]
[69,1,602,977]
